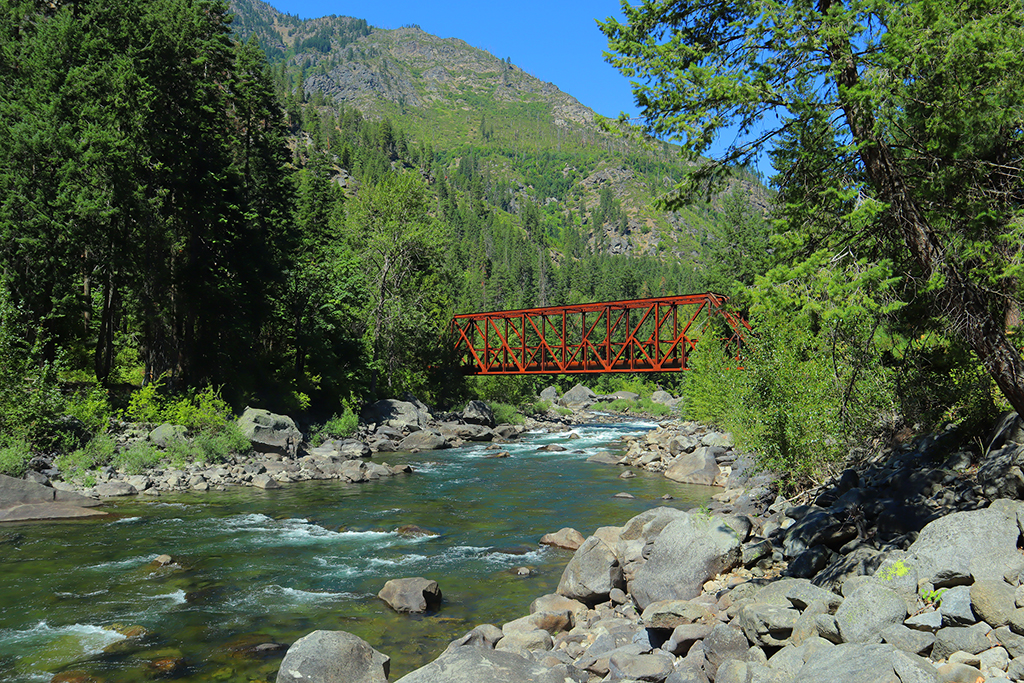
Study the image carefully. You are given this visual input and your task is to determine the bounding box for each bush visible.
[491,402,524,425]
[528,399,552,414]
[311,406,359,445]
[0,437,31,476]
[112,441,164,475]
[194,422,249,463]
[63,384,113,436]
[123,377,165,425]
[163,385,233,433]
[57,434,117,476]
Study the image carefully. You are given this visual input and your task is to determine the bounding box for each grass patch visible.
[594,397,674,417]
[310,406,359,446]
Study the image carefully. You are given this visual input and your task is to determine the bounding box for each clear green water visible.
[0,420,713,682]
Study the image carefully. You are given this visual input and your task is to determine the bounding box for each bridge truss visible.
[452,293,749,375]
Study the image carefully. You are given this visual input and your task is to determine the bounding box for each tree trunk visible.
[828,29,1024,416]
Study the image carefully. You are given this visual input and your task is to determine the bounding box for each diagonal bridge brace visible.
[451,293,750,376]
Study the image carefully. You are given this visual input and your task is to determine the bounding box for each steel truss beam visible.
[452,293,749,375]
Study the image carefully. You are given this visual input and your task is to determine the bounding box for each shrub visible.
[491,402,524,425]
[311,406,359,445]
[0,437,31,476]
[528,399,552,414]
[63,384,113,436]
[123,377,166,425]
[194,422,249,463]
[112,441,164,475]
[163,385,233,433]
[57,434,117,476]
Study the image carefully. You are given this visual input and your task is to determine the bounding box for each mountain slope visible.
[227,0,769,261]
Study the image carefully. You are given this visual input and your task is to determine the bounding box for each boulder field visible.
[277,411,1024,683]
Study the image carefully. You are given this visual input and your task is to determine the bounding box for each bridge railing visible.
[451,293,749,375]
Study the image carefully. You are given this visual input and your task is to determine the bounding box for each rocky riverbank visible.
[274,409,1024,683]
[0,397,529,522]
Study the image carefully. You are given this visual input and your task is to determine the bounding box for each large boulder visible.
[148,423,187,448]
[556,536,624,605]
[630,512,743,610]
[378,577,442,613]
[461,400,495,427]
[664,447,722,486]
[795,643,934,683]
[904,500,1024,586]
[539,386,560,403]
[276,630,389,683]
[0,474,100,508]
[540,527,585,551]
[238,407,302,457]
[834,581,908,643]
[558,384,596,410]
[398,431,450,452]
[394,645,580,683]
[362,399,429,431]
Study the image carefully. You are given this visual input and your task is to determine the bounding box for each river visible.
[0,419,714,682]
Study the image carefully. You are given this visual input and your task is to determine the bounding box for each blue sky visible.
[264,0,775,178]
[265,0,639,120]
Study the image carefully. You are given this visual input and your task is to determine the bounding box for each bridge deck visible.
[452,293,748,375]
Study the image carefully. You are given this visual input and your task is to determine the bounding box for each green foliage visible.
[596,397,674,417]
[528,399,552,414]
[163,386,234,433]
[0,437,31,477]
[311,406,360,445]
[58,434,117,477]
[471,376,540,408]
[63,385,113,437]
[491,403,524,425]
[112,441,164,475]
[124,379,166,425]
[193,423,249,463]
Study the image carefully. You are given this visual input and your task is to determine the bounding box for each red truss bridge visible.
[452,293,750,376]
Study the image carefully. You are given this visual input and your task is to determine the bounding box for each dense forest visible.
[0,0,766,473]
[2,0,1021,489]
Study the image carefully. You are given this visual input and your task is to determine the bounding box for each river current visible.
[0,419,714,682]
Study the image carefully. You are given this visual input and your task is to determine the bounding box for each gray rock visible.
[250,473,279,489]
[905,503,1024,586]
[363,399,429,431]
[558,384,596,409]
[398,431,450,452]
[631,513,742,610]
[620,506,690,542]
[0,474,100,508]
[462,400,495,427]
[788,545,831,579]
[556,536,623,605]
[664,447,721,486]
[378,577,442,613]
[447,624,504,650]
[238,407,302,457]
[93,481,138,497]
[495,628,552,654]
[714,660,748,683]
[739,603,800,647]
[539,386,560,403]
[650,390,676,405]
[276,630,389,683]
[148,423,187,447]
[834,581,907,644]
[540,528,585,551]
[608,651,675,682]
[931,623,992,661]
[795,643,904,682]
[904,609,943,632]
[640,600,714,630]
[702,624,750,671]
[970,579,1016,628]
[993,625,1024,658]
[663,623,714,656]
[939,585,975,626]
[881,624,935,656]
